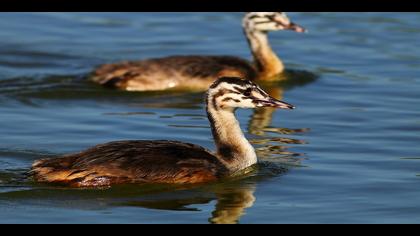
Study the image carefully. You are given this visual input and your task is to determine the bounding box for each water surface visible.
[0,12,420,223]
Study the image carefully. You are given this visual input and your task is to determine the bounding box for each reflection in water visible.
[249,69,318,136]
[113,163,294,224]
[1,12,419,224]
[116,180,258,224]
[112,159,298,224]
[209,183,256,224]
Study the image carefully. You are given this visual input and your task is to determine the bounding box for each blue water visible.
[0,12,419,223]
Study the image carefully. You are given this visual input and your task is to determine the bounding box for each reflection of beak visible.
[255,97,295,109]
[284,22,306,33]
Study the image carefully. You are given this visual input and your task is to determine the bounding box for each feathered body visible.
[32,140,228,187]
[90,12,305,91]
[31,77,294,187]
[91,56,256,91]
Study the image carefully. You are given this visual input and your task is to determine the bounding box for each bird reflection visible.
[118,178,259,224]
[248,69,318,136]
[112,158,298,224]
[114,166,275,224]
[208,183,256,224]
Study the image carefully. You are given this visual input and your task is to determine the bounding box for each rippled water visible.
[0,12,419,223]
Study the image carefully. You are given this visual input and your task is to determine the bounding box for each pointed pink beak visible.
[285,22,307,33]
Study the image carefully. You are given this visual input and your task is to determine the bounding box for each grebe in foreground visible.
[31,77,294,187]
[90,12,306,91]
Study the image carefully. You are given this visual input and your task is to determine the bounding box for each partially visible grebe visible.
[89,12,305,91]
[30,77,294,187]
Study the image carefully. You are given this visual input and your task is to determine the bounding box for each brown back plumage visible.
[89,12,306,91]
[90,56,257,91]
[31,140,229,187]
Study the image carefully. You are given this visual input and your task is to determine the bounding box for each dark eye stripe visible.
[248,15,261,20]
[226,89,241,95]
[248,13,276,19]
[222,97,240,103]
[254,20,275,25]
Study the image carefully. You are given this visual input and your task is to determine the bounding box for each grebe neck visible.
[206,96,257,172]
[244,29,284,79]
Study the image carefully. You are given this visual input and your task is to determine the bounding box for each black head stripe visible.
[222,97,240,103]
[246,12,277,20]
[247,14,261,20]
[254,20,275,25]
[210,77,251,89]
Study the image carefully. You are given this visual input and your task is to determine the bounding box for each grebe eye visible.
[244,88,252,96]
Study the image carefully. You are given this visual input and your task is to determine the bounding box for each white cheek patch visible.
[240,99,257,108]
[256,22,279,31]
[252,18,269,23]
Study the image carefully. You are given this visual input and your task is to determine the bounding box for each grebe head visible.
[208,77,295,110]
[243,12,306,33]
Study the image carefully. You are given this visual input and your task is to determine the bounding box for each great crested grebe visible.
[30,77,294,187]
[89,12,305,91]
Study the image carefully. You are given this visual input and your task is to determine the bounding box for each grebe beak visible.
[284,22,307,33]
[255,97,295,109]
